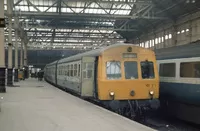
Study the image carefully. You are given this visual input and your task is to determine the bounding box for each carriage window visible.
[124,61,138,79]
[69,65,71,76]
[180,61,200,78]
[67,65,70,76]
[159,63,175,77]
[83,63,93,79]
[63,66,65,75]
[59,66,61,75]
[65,66,68,76]
[106,61,121,79]
[83,63,86,70]
[61,66,63,75]
[87,63,93,78]
[74,64,77,76]
[71,65,73,76]
[141,61,155,79]
[83,71,87,78]
[78,64,80,77]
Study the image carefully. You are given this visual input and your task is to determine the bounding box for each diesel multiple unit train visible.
[44,44,160,118]
[156,42,200,124]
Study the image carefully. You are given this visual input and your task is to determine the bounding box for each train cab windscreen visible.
[141,61,155,79]
[106,61,121,80]
[124,61,138,79]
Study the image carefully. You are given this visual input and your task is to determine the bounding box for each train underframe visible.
[102,99,160,120]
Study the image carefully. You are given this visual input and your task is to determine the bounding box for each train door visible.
[81,57,95,97]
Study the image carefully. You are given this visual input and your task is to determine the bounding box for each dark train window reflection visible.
[124,61,138,79]
[180,61,200,78]
[141,61,155,79]
[159,63,175,77]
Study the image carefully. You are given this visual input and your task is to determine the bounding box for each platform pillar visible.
[0,0,6,92]
[24,43,28,79]
[172,25,177,46]
[14,17,19,82]
[19,40,24,80]
[7,0,14,86]
[20,40,24,69]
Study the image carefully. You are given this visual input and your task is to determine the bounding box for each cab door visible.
[81,57,95,97]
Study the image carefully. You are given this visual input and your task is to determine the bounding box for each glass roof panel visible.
[38,7,49,12]
[4,0,128,49]
[67,2,85,8]
[38,0,44,5]
[90,3,99,8]
[29,6,37,12]
[74,8,82,13]
[66,8,73,13]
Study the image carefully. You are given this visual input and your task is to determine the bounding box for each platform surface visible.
[0,78,154,131]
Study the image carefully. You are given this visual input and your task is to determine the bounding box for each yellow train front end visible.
[97,45,159,117]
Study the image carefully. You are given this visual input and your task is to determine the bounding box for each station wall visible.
[133,11,200,49]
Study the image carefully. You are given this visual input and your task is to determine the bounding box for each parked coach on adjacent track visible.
[156,42,200,124]
[44,44,160,119]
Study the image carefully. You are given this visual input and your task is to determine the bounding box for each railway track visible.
[138,110,200,131]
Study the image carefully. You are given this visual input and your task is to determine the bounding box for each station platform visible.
[0,78,154,131]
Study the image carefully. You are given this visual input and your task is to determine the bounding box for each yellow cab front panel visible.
[97,45,159,100]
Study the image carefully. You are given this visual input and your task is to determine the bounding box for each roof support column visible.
[14,16,19,82]
[19,39,24,80]
[24,43,27,67]
[7,0,14,86]
[172,25,177,46]
[20,40,24,69]
[23,42,28,79]
[188,20,192,44]
[138,38,141,46]
[0,0,6,92]
[163,29,166,48]
[153,32,157,50]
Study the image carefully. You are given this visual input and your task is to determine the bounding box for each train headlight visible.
[110,92,115,96]
[149,91,154,95]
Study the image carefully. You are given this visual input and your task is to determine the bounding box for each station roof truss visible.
[3,0,200,49]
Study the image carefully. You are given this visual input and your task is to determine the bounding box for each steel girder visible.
[4,0,170,49]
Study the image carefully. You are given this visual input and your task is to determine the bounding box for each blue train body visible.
[156,42,200,124]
